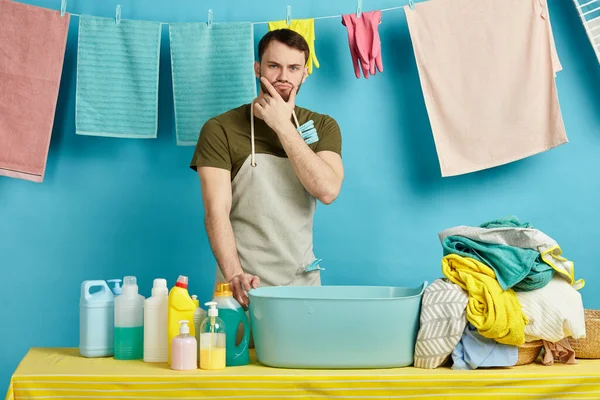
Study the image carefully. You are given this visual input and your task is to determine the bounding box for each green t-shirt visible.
[189,104,342,180]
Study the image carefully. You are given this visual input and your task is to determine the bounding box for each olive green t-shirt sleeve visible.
[314,116,342,156]
[189,118,232,172]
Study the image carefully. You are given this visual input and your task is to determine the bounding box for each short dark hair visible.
[257,29,310,64]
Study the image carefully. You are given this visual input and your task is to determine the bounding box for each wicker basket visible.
[515,340,543,366]
[568,309,600,359]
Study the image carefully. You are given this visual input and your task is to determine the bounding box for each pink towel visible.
[0,0,70,182]
[404,0,567,177]
[341,11,383,79]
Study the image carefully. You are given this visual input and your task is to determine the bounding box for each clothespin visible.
[207,9,213,28]
[60,0,67,17]
[286,5,292,26]
[409,0,415,10]
[115,4,121,25]
[356,0,362,18]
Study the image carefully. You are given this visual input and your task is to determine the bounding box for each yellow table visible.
[5,348,600,399]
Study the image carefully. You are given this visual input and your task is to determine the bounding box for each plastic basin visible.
[248,282,427,369]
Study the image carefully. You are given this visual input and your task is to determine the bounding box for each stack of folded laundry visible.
[414,216,586,370]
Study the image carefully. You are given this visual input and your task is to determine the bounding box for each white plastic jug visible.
[144,278,168,362]
[79,280,115,358]
[114,276,145,360]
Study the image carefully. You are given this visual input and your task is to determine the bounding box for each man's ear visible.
[254,61,261,79]
[302,67,308,84]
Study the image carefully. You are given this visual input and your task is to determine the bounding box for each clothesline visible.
[61,4,407,26]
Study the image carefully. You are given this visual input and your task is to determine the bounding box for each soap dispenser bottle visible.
[171,320,197,370]
[199,302,226,370]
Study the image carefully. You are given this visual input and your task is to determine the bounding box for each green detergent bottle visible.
[212,282,250,366]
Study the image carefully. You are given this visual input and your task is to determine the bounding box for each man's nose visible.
[277,68,289,82]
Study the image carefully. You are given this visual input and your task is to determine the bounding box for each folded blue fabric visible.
[169,22,256,146]
[76,16,161,138]
[442,235,554,291]
[452,324,518,370]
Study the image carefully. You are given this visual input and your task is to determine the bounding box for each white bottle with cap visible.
[114,276,145,360]
[144,278,169,362]
[171,320,197,370]
[192,296,207,347]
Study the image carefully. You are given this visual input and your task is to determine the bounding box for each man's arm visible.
[275,123,344,205]
[197,167,243,282]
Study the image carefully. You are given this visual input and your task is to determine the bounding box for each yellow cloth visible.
[6,348,600,399]
[268,19,319,74]
[442,254,528,346]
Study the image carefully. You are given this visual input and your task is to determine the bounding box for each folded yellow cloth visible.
[442,254,528,346]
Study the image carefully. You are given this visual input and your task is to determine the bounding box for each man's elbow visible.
[318,184,342,205]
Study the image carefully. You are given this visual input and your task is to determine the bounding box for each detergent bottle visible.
[144,278,169,362]
[168,275,195,365]
[114,276,144,360]
[199,302,226,370]
[171,320,197,370]
[79,280,115,357]
[212,282,250,366]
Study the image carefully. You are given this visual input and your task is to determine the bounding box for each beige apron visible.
[214,105,321,288]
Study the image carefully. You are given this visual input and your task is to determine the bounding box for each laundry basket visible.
[568,309,600,359]
[248,282,427,369]
[515,340,543,366]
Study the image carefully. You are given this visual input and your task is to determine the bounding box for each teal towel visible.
[479,215,532,229]
[169,22,256,146]
[442,236,554,292]
[76,16,161,138]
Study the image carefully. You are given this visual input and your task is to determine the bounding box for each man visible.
[190,29,344,309]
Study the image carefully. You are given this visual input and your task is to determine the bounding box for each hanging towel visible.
[0,1,69,183]
[442,254,527,346]
[573,0,600,64]
[516,277,586,342]
[170,22,256,146]
[451,324,518,370]
[404,0,567,177]
[268,19,319,74]
[76,16,161,138]
[413,278,468,369]
[439,225,583,290]
[442,235,554,292]
[341,11,383,79]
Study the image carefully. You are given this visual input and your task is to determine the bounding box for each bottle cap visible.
[152,278,168,296]
[214,282,232,297]
[205,301,219,317]
[107,279,122,295]
[178,320,190,335]
[175,275,188,289]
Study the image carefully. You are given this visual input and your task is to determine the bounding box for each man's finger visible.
[241,275,252,292]
[251,275,260,289]
[260,77,281,99]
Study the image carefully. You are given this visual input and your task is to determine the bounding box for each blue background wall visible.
[2,0,599,389]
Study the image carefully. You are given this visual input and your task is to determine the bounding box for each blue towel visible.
[452,324,518,370]
[76,16,161,138]
[169,22,256,146]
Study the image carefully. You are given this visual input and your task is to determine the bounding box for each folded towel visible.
[479,216,532,229]
[268,19,319,74]
[452,324,518,370]
[439,225,583,290]
[169,22,256,146]
[442,235,554,292]
[541,338,577,366]
[442,254,527,346]
[413,278,468,369]
[516,277,586,342]
[0,1,69,182]
[404,0,567,177]
[76,16,161,138]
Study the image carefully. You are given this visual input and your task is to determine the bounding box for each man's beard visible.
[260,77,302,102]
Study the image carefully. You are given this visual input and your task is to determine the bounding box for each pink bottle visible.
[171,320,197,370]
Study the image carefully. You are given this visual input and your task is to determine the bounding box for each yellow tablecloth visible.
[5,348,600,399]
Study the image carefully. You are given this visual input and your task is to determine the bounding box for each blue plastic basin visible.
[248,282,427,369]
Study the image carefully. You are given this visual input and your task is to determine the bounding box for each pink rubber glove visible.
[341,14,362,79]
[355,10,383,78]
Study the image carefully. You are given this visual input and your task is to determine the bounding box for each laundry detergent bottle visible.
[212,282,250,366]
[114,276,144,360]
[144,278,169,362]
[79,280,115,357]
[168,275,195,365]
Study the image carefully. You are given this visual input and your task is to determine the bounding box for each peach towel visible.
[0,0,70,182]
[404,0,567,177]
